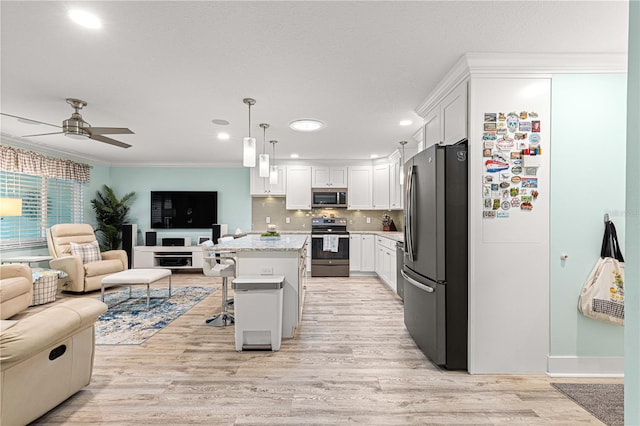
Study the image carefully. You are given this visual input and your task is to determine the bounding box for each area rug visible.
[551,383,624,426]
[95,286,215,345]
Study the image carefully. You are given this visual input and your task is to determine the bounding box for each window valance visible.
[0,145,91,183]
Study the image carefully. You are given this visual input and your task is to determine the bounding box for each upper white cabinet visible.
[389,157,403,210]
[441,81,468,145]
[250,164,286,196]
[286,166,312,210]
[311,167,347,188]
[372,163,390,210]
[421,80,468,150]
[347,166,372,210]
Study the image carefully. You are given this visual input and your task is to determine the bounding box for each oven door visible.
[311,234,350,260]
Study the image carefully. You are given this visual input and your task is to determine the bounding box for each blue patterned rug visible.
[95,286,215,345]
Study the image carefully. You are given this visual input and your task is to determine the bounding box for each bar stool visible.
[201,238,236,326]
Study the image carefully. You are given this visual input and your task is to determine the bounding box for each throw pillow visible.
[70,241,102,264]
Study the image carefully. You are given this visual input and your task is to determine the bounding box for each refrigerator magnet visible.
[493,199,501,210]
[483,148,492,157]
[511,165,523,175]
[484,175,494,183]
[529,133,541,144]
[531,120,541,132]
[497,127,508,135]
[511,175,522,184]
[521,202,534,211]
[483,211,496,218]
[497,211,510,218]
[524,167,538,176]
[529,111,539,118]
[510,187,519,197]
[511,197,521,208]
[499,112,506,120]
[497,137,515,150]
[484,122,497,131]
[484,113,497,122]
[520,111,529,119]
[519,121,532,132]
[514,132,528,140]
[501,201,511,210]
[499,182,510,189]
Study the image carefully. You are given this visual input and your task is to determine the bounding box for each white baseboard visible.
[547,356,624,377]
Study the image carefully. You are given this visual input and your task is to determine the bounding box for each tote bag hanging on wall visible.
[578,220,625,326]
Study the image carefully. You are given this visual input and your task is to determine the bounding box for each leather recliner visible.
[0,296,107,425]
[0,264,33,319]
[46,223,128,293]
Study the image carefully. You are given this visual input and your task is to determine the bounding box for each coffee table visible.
[101,268,172,310]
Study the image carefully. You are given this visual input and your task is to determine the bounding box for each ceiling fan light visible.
[289,119,325,132]
[243,137,256,167]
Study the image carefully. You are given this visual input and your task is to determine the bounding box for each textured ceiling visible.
[0,1,629,166]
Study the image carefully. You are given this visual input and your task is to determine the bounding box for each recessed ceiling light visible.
[370,154,378,159]
[399,119,413,126]
[290,153,299,159]
[217,132,230,140]
[289,119,325,132]
[212,119,230,126]
[68,10,102,29]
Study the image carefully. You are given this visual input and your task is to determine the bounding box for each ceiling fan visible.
[1,98,133,148]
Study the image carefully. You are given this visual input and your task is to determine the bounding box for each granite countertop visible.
[214,234,308,252]
[249,230,403,242]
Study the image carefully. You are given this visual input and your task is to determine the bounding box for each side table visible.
[2,255,53,266]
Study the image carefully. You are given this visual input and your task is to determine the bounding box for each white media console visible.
[133,246,203,270]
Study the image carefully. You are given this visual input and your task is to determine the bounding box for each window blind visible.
[0,171,84,249]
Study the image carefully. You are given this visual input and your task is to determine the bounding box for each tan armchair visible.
[0,264,33,319]
[46,223,128,293]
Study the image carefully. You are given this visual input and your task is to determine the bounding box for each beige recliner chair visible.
[47,223,128,293]
[0,297,107,425]
[0,264,33,319]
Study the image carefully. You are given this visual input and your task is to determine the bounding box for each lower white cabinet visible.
[349,233,375,272]
[375,236,397,292]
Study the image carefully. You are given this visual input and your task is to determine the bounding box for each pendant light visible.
[269,140,278,184]
[399,140,407,185]
[242,98,256,167]
[259,123,270,177]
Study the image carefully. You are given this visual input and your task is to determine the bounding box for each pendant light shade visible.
[242,98,256,167]
[259,123,270,177]
[269,140,278,184]
[399,140,407,185]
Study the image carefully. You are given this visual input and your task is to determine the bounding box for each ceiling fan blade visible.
[0,112,61,128]
[21,131,64,137]
[89,134,132,149]
[88,127,134,135]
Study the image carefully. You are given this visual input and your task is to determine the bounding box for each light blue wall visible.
[625,0,639,422]
[107,166,251,245]
[550,74,627,356]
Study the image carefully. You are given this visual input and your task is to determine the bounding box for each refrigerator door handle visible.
[401,270,434,293]
[405,165,416,261]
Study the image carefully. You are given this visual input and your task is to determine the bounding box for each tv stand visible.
[133,246,203,270]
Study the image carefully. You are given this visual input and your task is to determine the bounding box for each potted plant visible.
[90,185,136,251]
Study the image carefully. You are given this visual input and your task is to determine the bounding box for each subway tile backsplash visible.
[251,197,404,232]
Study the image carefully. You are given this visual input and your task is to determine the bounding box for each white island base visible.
[215,235,308,339]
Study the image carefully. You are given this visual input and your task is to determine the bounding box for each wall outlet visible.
[366,217,371,224]
[285,217,291,224]
[261,267,273,275]
[266,216,271,223]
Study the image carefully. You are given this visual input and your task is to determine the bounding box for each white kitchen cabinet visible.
[349,233,362,271]
[251,164,286,196]
[285,166,312,210]
[375,235,397,293]
[347,166,372,209]
[350,233,375,273]
[372,163,390,210]
[421,80,468,150]
[311,167,347,188]
[422,107,441,152]
[389,157,403,210]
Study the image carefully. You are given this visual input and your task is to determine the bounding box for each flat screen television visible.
[150,191,217,229]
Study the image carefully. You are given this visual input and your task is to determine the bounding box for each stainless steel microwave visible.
[311,189,347,208]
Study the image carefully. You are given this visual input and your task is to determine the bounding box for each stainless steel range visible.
[311,217,350,277]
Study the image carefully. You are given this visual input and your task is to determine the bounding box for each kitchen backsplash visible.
[251,197,404,232]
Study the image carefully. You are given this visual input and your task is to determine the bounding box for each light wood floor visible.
[30,273,619,425]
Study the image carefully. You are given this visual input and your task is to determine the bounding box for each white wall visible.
[468,78,551,373]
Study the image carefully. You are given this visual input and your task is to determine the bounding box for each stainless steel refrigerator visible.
[401,140,468,370]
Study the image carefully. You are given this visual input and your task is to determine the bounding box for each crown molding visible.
[414,52,628,118]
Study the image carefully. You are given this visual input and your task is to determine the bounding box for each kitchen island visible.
[214,234,308,338]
